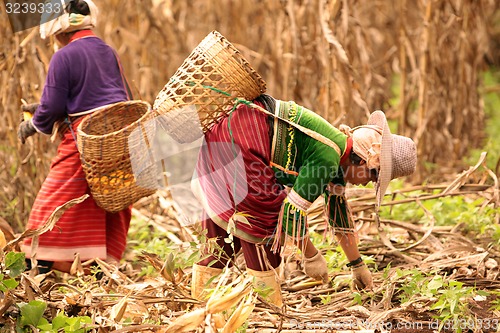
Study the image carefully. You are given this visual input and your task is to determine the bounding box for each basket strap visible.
[112,50,134,101]
[244,100,342,156]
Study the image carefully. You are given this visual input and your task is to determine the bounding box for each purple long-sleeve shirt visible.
[32,33,128,134]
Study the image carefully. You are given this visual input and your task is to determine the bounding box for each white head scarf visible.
[40,0,98,40]
[340,124,383,170]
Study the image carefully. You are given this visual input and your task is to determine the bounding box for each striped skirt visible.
[21,117,131,262]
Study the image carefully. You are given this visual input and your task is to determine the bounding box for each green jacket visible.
[270,100,354,242]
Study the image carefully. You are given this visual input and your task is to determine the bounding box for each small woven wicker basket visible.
[153,30,266,140]
[77,100,158,213]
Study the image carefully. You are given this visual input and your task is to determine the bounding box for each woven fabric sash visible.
[245,99,341,156]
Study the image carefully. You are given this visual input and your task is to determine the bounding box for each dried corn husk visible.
[206,277,253,314]
[221,292,256,333]
[164,308,206,333]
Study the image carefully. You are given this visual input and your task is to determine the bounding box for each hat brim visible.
[367,110,392,208]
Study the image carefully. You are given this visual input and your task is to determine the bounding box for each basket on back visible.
[153,30,266,143]
[77,100,158,213]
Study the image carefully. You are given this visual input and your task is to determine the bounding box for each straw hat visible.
[367,111,417,208]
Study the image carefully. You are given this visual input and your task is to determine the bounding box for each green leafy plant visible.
[323,244,348,273]
[379,194,500,246]
[4,251,26,278]
[430,281,488,332]
[127,215,204,277]
[17,301,93,333]
[0,251,25,292]
[0,273,18,292]
[394,268,490,332]
[320,293,332,305]
[489,291,500,311]
[1,252,101,332]
[38,313,93,333]
[352,291,362,305]
[18,300,48,330]
[396,268,429,304]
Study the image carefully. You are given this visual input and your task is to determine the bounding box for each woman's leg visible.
[241,239,283,307]
[197,212,241,268]
[192,213,242,299]
[240,240,281,271]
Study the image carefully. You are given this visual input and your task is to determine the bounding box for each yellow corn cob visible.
[89,170,135,191]
[23,111,33,121]
[21,99,34,121]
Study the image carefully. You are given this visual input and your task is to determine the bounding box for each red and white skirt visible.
[21,117,131,262]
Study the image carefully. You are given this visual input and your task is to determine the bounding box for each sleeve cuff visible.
[31,120,52,135]
[288,189,313,212]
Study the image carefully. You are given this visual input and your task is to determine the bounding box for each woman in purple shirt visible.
[18,0,132,274]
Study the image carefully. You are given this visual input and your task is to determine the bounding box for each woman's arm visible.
[336,232,373,290]
[298,236,329,282]
[298,235,319,258]
[335,232,361,262]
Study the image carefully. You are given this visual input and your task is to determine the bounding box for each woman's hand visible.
[299,236,329,283]
[18,120,37,144]
[21,103,39,114]
[304,250,329,282]
[336,232,374,290]
[351,262,373,290]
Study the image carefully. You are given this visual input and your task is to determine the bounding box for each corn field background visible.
[1,0,498,231]
[1,0,499,230]
[1,0,500,332]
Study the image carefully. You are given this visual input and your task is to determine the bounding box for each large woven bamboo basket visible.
[77,100,158,213]
[153,30,266,142]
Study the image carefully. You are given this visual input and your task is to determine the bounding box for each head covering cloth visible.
[40,0,98,39]
[340,111,417,209]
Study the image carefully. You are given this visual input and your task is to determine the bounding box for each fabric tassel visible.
[271,203,285,253]
[324,185,356,240]
[331,196,355,235]
[271,199,308,254]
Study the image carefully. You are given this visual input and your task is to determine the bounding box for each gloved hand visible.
[18,120,37,144]
[351,262,373,290]
[22,103,39,114]
[303,250,329,283]
[21,103,39,121]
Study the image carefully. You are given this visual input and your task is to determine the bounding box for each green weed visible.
[379,194,500,246]
[17,301,93,333]
[394,268,489,332]
[127,215,202,277]
[0,252,93,332]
